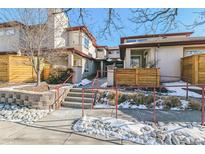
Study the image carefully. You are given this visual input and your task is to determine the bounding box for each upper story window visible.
[0,28,15,36]
[184,49,205,57]
[83,36,89,49]
[126,38,147,43]
[5,28,15,36]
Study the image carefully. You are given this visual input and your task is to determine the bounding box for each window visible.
[126,39,137,43]
[184,49,205,57]
[84,36,89,49]
[126,38,147,43]
[5,28,15,35]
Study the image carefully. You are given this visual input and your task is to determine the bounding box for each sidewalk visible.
[0,107,204,144]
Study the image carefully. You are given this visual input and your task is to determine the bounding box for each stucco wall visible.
[47,8,69,49]
[123,46,184,82]
[0,27,20,52]
[108,50,120,59]
[157,46,183,82]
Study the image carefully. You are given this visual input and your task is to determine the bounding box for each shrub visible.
[46,68,73,84]
[118,93,127,104]
[188,100,201,110]
[163,96,181,110]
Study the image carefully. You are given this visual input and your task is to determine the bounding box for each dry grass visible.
[163,96,181,110]
[188,100,201,110]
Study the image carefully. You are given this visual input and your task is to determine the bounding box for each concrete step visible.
[70,88,97,93]
[62,101,91,109]
[64,96,93,103]
[68,92,93,98]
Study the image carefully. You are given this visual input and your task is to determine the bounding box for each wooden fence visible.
[115,68,160,86]
[0,55,36,83]
[181,54,205,84]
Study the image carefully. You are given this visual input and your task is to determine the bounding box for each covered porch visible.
[124,48,156,69]
[108,48,160,86]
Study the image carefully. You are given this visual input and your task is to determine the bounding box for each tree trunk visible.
[36,56,41,86]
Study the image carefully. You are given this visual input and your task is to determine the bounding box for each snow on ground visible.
[0,103,51,124]
[73,116,205,145]
[73,116,154,144]
[96,99,189,111]
[94,103,110,109]
[100,82,108,88]
[118,101,148,109]
[74,78,92,87]
[163,81,201,98]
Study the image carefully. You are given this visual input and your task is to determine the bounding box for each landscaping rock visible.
[158,122,165,127]
[164,134,172,145]
[0,103,50,124]
[183,137,190,145]
[143,126,151,131]
[171,134,180,145]
[187,124,193,129]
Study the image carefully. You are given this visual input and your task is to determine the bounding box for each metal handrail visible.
[51,72,74,110]
[91,71,99,109]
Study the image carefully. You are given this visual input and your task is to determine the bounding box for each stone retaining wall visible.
[0,87,70,110]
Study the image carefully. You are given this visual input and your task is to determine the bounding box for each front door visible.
[131,55,141,68]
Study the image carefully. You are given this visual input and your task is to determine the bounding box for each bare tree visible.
[0,8,67,86]
[130,8,178,33]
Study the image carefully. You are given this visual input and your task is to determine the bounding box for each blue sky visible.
[68,8,205,46]
[0,8,204,47]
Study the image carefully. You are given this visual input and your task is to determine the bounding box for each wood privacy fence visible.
[115,68,160,86]
[181,54,205,84]
[0,55,36,83]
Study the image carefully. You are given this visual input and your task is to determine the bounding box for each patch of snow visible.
[75,78,92,87]
[73,116,154,144]
[73,116,205,145]
[100,82,108,88]
[118,101,148,109]
[181,100,189,109]
[170,107,181,111]
[131,104,147,109]
[94,103,110,109]
[163,81,201,98]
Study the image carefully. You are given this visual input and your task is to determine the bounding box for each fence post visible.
[153,87,156,123]
[57,88,60,109]
[186,82,189,100]
[202,86,205,126]
[82,88,85,117]
[115,74,118,119]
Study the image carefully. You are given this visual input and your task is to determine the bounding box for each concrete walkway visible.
[0,108,204,144]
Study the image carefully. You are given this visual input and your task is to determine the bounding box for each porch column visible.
[100,61,104,77]
[67,53,74,68]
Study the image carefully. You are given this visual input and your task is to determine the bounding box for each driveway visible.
[0,107,204,144]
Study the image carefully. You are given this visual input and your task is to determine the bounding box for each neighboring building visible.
[119,32,205,82]
[0,9,107,83]
[107,46,123,68]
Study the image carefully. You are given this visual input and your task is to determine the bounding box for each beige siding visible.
[157,46,183,82]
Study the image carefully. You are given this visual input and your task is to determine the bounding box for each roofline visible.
[54,47,95,60]
[0,21,25,28]
[119,39,205,49]
[120,32,194,43]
